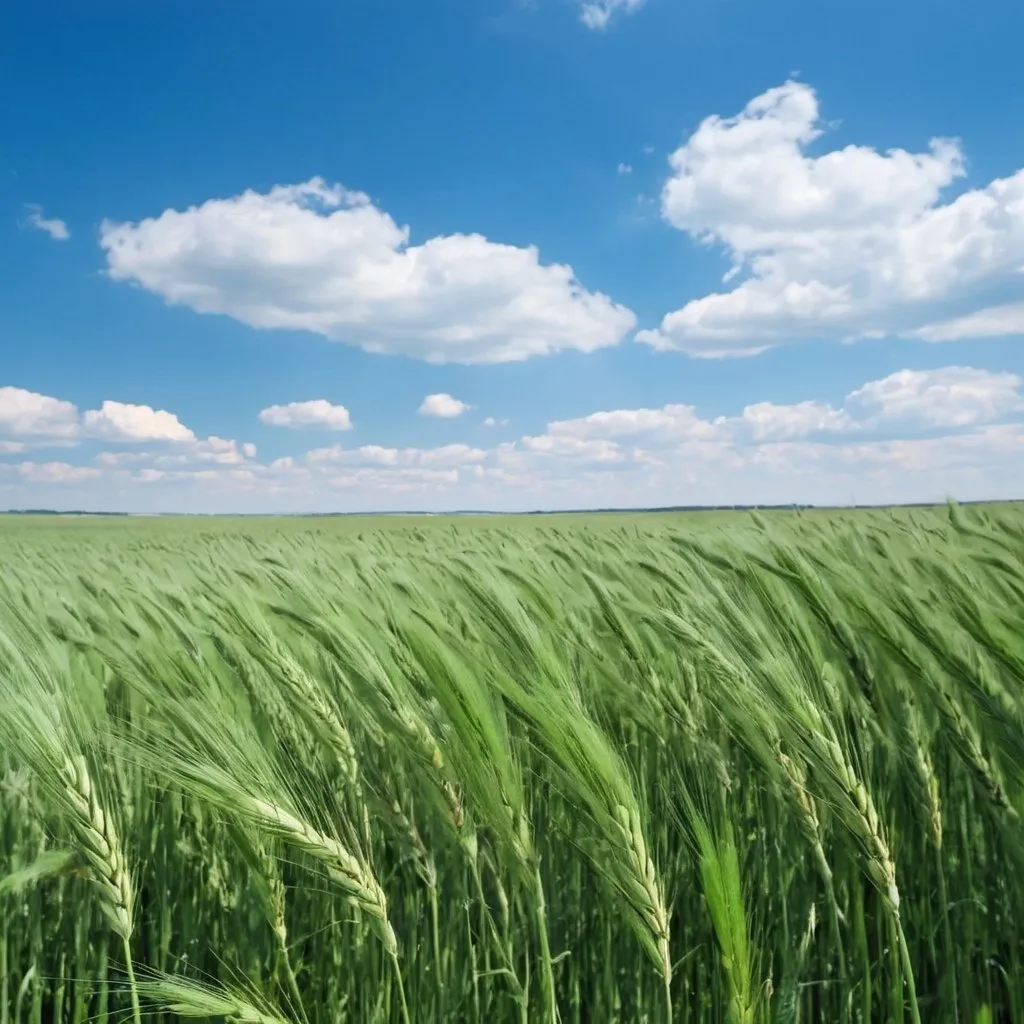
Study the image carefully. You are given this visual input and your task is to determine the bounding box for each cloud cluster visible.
[541,366,1023,446]
[640,80,1024,355]
[0,388,200,443]
[93,81,1024,365]
[100,179,635,365]
[0,388,257,468]
[304,441,486,468]
[3,367,1021,512]
[11,79,1024,513]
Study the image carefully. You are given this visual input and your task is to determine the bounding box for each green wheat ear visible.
[135,975,295,1023]
[60,755,134,940]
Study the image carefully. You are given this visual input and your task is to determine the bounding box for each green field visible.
[2,504,1023,1023]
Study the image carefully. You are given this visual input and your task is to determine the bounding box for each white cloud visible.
[0,389,199,444]
[847,367,1022,428]
[94,451,150,468]
[5,366,1023,513]
[0,387,80,437]
[188,436,253,464]
[617,163,633,176]
[639,80,1024,355]
[739,400,853,441]
[15,461,99,484]
[100,178,635,364]
[259,400,352,431]
[305,442,486,469]
[580,0,645,30]
[0,387,263,479]
[483,416,509,427]
[538,367,1021,445]
[519,433,627,462]
[546,403,719,442]
[93,436,257,470]
[82,401,196,442]
[418,393,471,418]
[23,204,69,241]
[913,301,1024,342]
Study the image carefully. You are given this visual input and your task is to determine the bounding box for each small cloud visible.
[418,393,472,418]
[483,416,510,427]
[23,204,69,241]
[642,145,655,155]
[580,0,645,29]
[617,162,633,176]
[242,442,258,458]
[259,400,352,430]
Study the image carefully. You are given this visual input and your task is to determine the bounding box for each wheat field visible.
[1,504,1023,1023]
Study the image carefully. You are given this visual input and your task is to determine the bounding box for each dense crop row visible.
[1,505,1023,1022]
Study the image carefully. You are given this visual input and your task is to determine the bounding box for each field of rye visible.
[1,504,1023,1023]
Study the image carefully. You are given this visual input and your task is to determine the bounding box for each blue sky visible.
[2,0,1024,512]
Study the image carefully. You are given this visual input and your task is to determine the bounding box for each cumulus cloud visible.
[518,433,627,462]
[0,386,262,478]
[739,401,854,441]
[418,393,471,418]
[580,0,646,30]
[23,204,69,241]
[0,388,200,444]
[483,416,509,427]
[847,367,1022,428]
[285,365,1022,508]
[259,400,352,431]
[188,436,254,464]
[639,80,1024,355]
[546,404,719,443]
[537,367,1021,445]
[5,366,1023,513]
[100,178,635,364]
[0,387,80,437]
[305,442,486,469]
[93,436,256,470]
[82,401,196,442]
